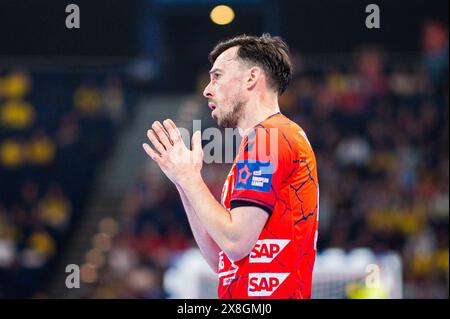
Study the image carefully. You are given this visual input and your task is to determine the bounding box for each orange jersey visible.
[218,112,319,299]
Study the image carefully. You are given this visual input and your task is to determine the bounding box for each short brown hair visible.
[209,33,293,95]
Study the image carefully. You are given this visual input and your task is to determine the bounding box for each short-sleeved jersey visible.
[218,112,319,299]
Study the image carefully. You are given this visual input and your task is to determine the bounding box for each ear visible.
[245,66,262,90]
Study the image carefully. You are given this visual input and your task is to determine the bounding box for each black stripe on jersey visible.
[230,199,273,216]
[230,195,274,209]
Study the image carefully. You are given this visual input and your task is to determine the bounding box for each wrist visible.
[177,172,203,189]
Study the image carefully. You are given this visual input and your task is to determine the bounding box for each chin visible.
[217,120,227,128]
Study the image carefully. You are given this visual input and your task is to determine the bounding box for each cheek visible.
[215,84,229,103]
[221,82,241,101]
[216,77,243,106]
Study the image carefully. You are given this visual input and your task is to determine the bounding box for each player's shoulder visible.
[259,112,301,133]
[260,113,311,152]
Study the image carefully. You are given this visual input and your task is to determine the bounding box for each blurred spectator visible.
[0,138,25,169]
[37,184,71,232]
[56,112,80,147]
[0,206,17,268]
[73,80,102,117]
[0,69,32,98]
[0,99,35,130]
[27,228,56,258]
[422,20,449,87]
[335,136,372,167]
[27,130,55,167]
[102,76,125,124]
[356,47,388,100]
[108,236,140,277]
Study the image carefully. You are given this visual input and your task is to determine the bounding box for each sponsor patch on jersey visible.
[235,160,273,193]
[218,251,239,286]
[248,273,290,297]
[249,239,290,263]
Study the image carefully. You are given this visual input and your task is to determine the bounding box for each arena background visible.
[0,0,448,299]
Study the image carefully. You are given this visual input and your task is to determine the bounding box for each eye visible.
[213,72,221,80]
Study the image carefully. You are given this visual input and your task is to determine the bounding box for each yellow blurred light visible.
[210,5,235,25]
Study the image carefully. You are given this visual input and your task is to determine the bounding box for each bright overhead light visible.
[210,5,235,26]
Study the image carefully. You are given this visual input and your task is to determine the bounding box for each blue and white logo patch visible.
[235,160,274,193]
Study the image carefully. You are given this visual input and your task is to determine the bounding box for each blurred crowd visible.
[84,21,448,299]
[282,35,449,297]
[0,68,132,298]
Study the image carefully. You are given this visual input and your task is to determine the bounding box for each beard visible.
[217,98,245,128]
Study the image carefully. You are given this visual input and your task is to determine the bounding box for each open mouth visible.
[209,103,217,119]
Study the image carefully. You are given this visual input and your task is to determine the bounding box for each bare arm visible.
[175,184,221,273]
[143,119,268,262]
[177,174,268,262]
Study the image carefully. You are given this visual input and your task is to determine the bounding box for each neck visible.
[237,91,280,136]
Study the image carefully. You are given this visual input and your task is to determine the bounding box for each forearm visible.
[175,184,221,273]
[178,174,236,253]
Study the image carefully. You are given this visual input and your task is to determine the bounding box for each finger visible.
[167,119,183,140]
[147,129,166,155]
[142,143,161,162]
[191,130,203,164]
[152,121,173,148]
[163,119,181,144]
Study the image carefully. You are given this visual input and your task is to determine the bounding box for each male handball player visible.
[143,34,319,299]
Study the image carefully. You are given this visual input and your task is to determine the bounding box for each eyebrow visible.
[208,68,223,75]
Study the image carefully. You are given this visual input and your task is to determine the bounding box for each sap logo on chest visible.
[249,239,290,263]
[248,273,290,297]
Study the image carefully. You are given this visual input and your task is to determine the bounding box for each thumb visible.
[191,130,203,163]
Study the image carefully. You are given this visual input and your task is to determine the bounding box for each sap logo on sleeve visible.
[249,239,290,263]
[248,273,290,297]
[235,161,273,192]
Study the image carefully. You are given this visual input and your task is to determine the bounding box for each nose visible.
[203,81,213,99]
